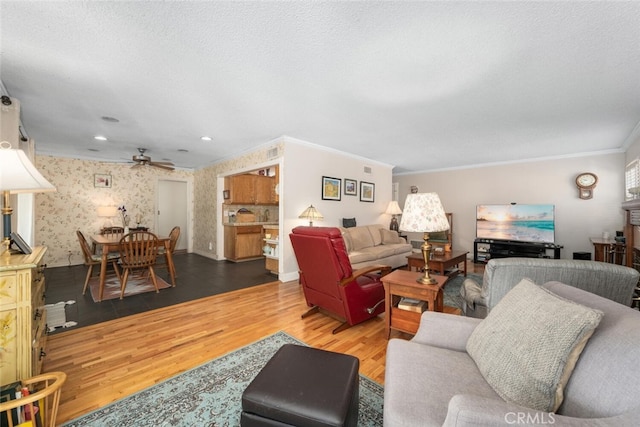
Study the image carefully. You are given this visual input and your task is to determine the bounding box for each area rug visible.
[45,300,77,332]
[62,331,384,426]
[88,273,172,302]
[443,272,483,309]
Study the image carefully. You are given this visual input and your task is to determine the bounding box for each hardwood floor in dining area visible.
[43,253,484,424]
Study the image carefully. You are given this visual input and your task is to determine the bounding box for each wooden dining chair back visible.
[156,226,180,275]
[118,231,160,299]
[101,226,124,235]
[0,371,66,427]
[77,230,121,295]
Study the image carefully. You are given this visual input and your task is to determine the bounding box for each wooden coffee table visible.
[381,270,448,338]
[406,250,469,278]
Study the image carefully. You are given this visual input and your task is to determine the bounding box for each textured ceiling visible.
[2,1,640,173]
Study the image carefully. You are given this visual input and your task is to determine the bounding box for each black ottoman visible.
[241,344,359,427]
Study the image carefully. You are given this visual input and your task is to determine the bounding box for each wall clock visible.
[576,172,598,199]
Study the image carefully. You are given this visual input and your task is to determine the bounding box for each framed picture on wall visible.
[360,181,375,202]
[94,174,112,188]
[344,178,357,196]
[322,176,341,201]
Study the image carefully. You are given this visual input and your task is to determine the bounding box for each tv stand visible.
[474,239,562,263]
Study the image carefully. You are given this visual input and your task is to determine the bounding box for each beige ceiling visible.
[2,1,640,173]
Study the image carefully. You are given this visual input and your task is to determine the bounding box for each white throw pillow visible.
[466,278,603,412]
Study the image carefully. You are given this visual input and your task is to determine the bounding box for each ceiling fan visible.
[131,148,175,171]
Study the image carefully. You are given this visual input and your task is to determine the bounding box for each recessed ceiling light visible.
[94,135,107,141]
[101,116,119,123]
[200,136,212,141]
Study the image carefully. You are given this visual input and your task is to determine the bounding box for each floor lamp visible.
[399,193,450,285]
[0,142,56,253]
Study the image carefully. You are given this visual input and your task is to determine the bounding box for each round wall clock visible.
[575,172,598,199]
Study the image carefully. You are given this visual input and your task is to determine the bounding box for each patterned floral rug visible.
[88,272,171,302]
[61,331,384,426]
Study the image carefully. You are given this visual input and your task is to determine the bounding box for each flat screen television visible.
[476,204,555,244]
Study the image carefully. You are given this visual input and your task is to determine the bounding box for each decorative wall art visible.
[360,181,375,202]
[322,176,342,201]
[344,178,357,196]
[94,174,112,188]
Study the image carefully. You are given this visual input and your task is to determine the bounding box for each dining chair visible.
[0,371,66,427]
[118,231,160,299]
[101,226,124,235]
[77,230,121,295]
[156,226,180,277]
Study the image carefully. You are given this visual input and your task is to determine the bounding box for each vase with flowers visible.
[118,205,130,233]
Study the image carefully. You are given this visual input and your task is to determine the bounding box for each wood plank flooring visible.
[44,274,469,424]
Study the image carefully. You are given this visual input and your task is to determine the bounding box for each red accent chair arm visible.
[340,264,392,286]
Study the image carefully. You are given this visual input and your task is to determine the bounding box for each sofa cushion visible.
[365,225,383,246]
[466,278,603,412]
[338,227,353,252]
[348,226,375,251]
[380,228,402,244]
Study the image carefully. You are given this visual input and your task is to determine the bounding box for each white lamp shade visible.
[97,206,119,217]
[0,147,56,193]
[385,200,403,215]
[399,193,449,233]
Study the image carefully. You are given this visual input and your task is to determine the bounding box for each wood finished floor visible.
[44,256,484,424]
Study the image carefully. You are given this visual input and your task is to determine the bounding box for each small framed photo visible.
[344,178,357,196]
[94,174,112,188]
[322,176,341,201]
[360,181,375,202]
[223,190,230,200]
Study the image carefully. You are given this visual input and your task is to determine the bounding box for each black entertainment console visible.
[474,238,563,263]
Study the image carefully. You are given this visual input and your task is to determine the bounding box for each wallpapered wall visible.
[192,142,283,258]
[34,156,192,267]
[34,142,283,267]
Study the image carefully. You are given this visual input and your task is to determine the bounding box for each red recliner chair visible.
[290,226,391,334]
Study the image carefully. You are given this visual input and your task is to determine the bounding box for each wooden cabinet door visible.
[255,176,275,204]
[228,175,255,204]
[237,232,263,258]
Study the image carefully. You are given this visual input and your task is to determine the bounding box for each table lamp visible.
[0,142,56,250]
[97,206,119,229]
[298,205,324,226]
[385,201,403,232]
[399,193,449,285]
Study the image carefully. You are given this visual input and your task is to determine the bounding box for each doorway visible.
[157,179,189,251]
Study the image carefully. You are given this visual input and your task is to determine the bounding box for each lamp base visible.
[389,216,399,232]
[416,232,436,285]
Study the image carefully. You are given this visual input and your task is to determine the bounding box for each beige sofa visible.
[339,224,412,270]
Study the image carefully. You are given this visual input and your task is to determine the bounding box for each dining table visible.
[91,232,176,302]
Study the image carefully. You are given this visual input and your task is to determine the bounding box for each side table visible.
[381,269,448,338]
[406,250,468,278]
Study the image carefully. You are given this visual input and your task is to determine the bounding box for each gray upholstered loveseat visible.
[338,224,412,270]
[460,257,639,318]
[384,281,640,426]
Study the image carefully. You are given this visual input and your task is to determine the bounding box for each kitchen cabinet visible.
[0,246,48,384]
[263,225,279,274]
[225,174,277,205]
[224,225,264,261]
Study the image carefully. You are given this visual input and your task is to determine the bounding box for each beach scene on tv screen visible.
[476,204,555,243]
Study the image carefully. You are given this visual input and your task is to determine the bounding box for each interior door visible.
[157,180,188,251]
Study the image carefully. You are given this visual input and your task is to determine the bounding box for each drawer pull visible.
[39,349,46,360]
[34,309,42,319]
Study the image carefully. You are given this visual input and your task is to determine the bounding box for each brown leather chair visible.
[290,226,391,333]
